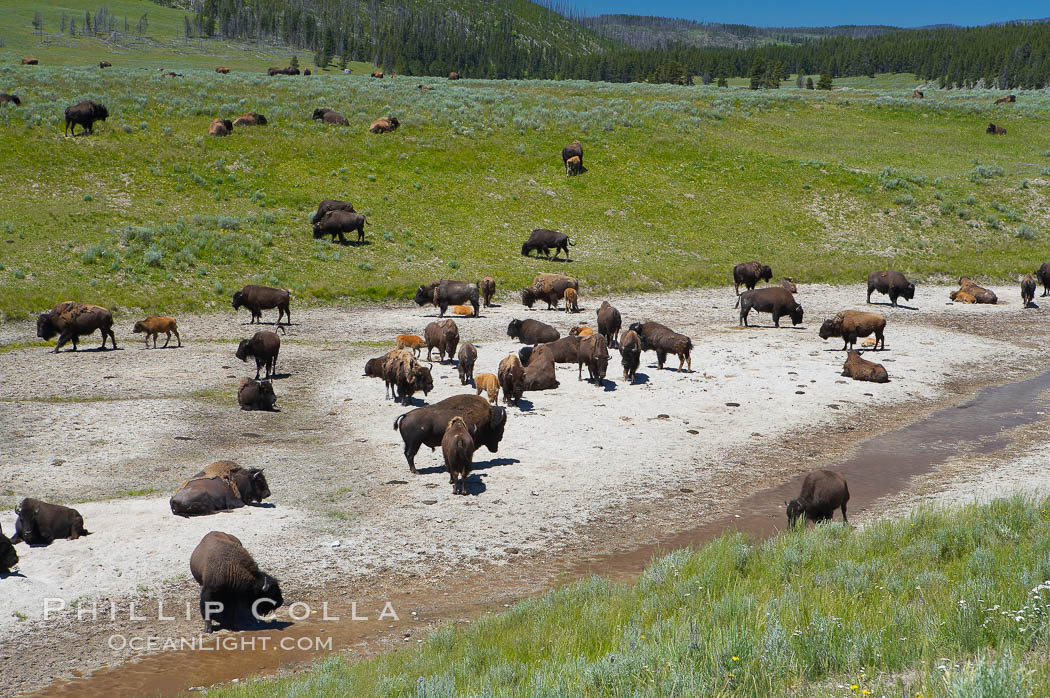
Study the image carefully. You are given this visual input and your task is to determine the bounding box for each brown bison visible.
[236,330,281,379]
[133,316,181,348]
[565,155,585,176]
[209,118,232,137]
[237,378,278,411]
[818,310,886,350]
[521,229,574,261]
[0,93,21,106]
[841,350,888,383]
[1035,262,1050,297]
[216,67,230,74]
[21,58,38,65]
[0,523,17,574]
[304,69,311,75]
[994,94,1016,105]
[522,344,558,390]
[190,531,283,633]
[866,270,915,307]
[498,354,526,405]
[780,277,798,293]
[458,342,477,385]
[171,464,270,517]
[369,117,399,133]
[424,319,460,364]
[394,394,507,473]
[9,498,89,545]
[520,335,581,366]
[522,273,579,310]
[955,277,997,304]
[1021,274,1036,308]
[577,334,609,385]
[64,100,108,135]
[371,71,384,78]
[312,108,348,125]
[37,302,116,352]
[619,329,641,383]
[987,122,1006,135]
[629,321,692,371]
[415,280,479,317]
[99,61,112,68]
[311,199,355,223]
[507,318,560,344]
[442,416,474,495]
[313,209,368,243]
[733,261,773,297]
[561,140,583,174]
[233,112,267,127]
[449,71,460,80]
[480,275,496,307]
[786,470,849,526]
[475,373,500,404]
[563,288,579,313]
[596,301,621,348]
[913,89,924,98]
[232,285,291,325]
[382,350,433,405]
[268,66,300,76]
[738,287,803,328]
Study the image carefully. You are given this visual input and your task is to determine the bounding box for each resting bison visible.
[369,117,399,133]
[1037,263,1050,297]
[311,199,354,224]
[733,261,773,296]
[521,229,574,261]
[9,498,89,545]
[561,140,583,172]
[238,378,278,411]
[458,342,477,385]
[841,350,888,383]
[268,66,299,76]
[987,122,1006,135]
[313,210,368,243]
[523,343,558,390]
[780,277,798,293]
[371,71,384,78]
[619,329,641,383]
[866,270,915,307]
[786,470,849,526]
[1021,274,1036,308]
[449,71,460,80]
[190,531,283,633]
[133,316,180,348]
[818,310,885,350]
[521,335,581,365]
[498,354,526,405]
[629,321,693,371]
[209,118,232,137]
[382,350,433,404]
[994,94,1016,105]
[565,155,585,176]
[216,67,230,74]
[233,112,267,127]
[522,273,579,310]
[507,318,559,345]
[951,290,977,304]
[37,302,116,352]
[954,277,997,304]
[21,58,38,65]
[236,330,281,379]
[442,416,474,495]
[0,93,21,106]
[393,394,507,473]
[232,285,291,325]
[577,334,609,385]
[170,464,270,517]
[424,319,459,364]
[738,287,803,328]
[913,89,924,98]
[64,100,108,136]
[597,301,621,348]
[414,280,479,318]
[480,275,496,307]
[312,108,348,125]
[0,524,16,574]
[99,61,112,68]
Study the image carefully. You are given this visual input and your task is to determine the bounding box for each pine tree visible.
[817,73,833,90]
[290,55,300,70]
[806,76,814,89]
[69,18,76,36]
[32,11,43,36]
[717,76,728,87]
[748,58,765,89]
[184,16,191,39]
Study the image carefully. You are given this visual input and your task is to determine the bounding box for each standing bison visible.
[596,301,621,348]
[232,285,291,326]
[521,229,574,261]
[313,210,368,243]
[1021,274,1036,308]
[311,199,354,223]
[522,273,579,310]
[480,275,497,307]
[733,261,773,297]
[414,280,479,317]
[424,319,459,363]
[629,322,692,372]
[236,331,281,379]
[190,531,283,633]
[37,302,116,352]
[393,394,507,473]
[498,354,526,405]
[738,287,803,328]
[577,334,609,386]
[1037,263,1050,297]
[381,350,433,405]
[866,271,915,308]
[561,140,583,175]
[818,310,886,350]
[442,416,474,495]
[9,498,89,545]
[457,342,477,385]
[64,100,108,136]
[619,329,641,383]
[786,470,849,526]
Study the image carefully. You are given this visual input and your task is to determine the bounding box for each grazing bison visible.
[9,498,89,545]
[565,155,585,176]
[396,334,425,357]
[99,61,112,68]
[561,140,583,172]
[1021,274,1036,308]
[414,280,479,318]
[233,112,267,127]
[780,277,798,293]
[170,465,270,517]
[818,310,886,351]
[312,107,348,125]
[303,69,311,76]
[232,285,291,326]
[738,287,803,328]
[209,118,232,137]
[369,117,399,133]
[619,329,641,383]
[458,342,477,385]
[987,122,1006,135]
[866,270,915,307]
[507,318,559,345]
[733,261,773,297]
[311,199,354,224]
[954,277,997,304]
[64,100,108,135]
[629,321,692,372]
[498,354,526,405]
[21,58,38,65]
[133,316,181,348]
[236,330,281,379]
[449,71,460,80]
[382,350,433,404]
[841,350,888,383]
[522,343,558,390]
[994,94,1016,105]
[596,301,621,348]
[0,523,17,574]
[37,302,116,352]
[786,470,849,526]
[238,378,278,411]
[393,394,507,473]
[0,93,21,106]
[313,209,368,243]
[216,66,230,74]
[190,531,283,633]
[442,416,474,495]
[424,319,460,364]
[521,229,574,261]
[563,288,579,313]
[480,275,496,307]
[577,334,609,385]
[1037,263,1050,297]
[522,273,579,310]
[475,372,500,404]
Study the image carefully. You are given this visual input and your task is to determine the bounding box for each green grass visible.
[209,496,1050,697]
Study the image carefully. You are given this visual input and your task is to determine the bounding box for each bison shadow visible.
[1025,301,1040,309]
[0,570,26,579]
[472,457,519,472]
[58,345,124,353]
[267,372,292,380]
[335,239,372,248]
[512,397,535,411]
[867,301,918,310]
[646,363,696,373]
[223,613,294,632]
[600,378,617,392]
[628,372,651,385]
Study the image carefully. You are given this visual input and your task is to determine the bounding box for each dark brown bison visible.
[521,229,574,261]
[738,287,803,328]
[522,273,579,310]
[393,394,507,473]
[458,342,477,385]
[786,470,849,526]
[209,118,233,136]
[1021,274,1036,308]
[507,318,559,345]
[561,140,583,174]
[37,302,116,352]
[480,275,496,307]
[236,330,281,379]
[268,66,300,76]
[780,277,798,293]
[866,270,915,307]
[993,94,1016,105]
[0,523,17,574]
[170,465,271,517]
[313,210,368,243]
[520,335,581,366]
[238,378,278,411]
[987,122,1006,135]
[312,108,348,125]
[442,416,474,495]
[1037,263,1050,297]
[232,285,291,325]
[498,354,526,405]
[311,199,354,224]
[733,261,773,297]
[954,277,997,304]
[596,301,621,348]
[303,69,311,75]
[64,100,108,136]
[424,319,460,364]
[99,61,112,68]
[216,67,230,74]
[382,350,433,404]
[21,58,38,65]
[449,71,460,80]
[818,310,886,350]
[9,498,89,545]
[522,343,558,390]
[619,329,641,383]
[415,280,479,318]
[0,93,21,106]
[233,112,267,127]
[913,89,924,98]
[190,531,283,633]
[841,350,889,383]
[629,321,692,371]
[577,334,609,385]
[369,117,399,133]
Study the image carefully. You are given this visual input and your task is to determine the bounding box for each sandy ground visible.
[1,282,1048,692]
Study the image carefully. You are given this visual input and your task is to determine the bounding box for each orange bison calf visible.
[133,316,181,348]
[369,117,400,133]
[396,334,426,357]
[474,372,500,404]
[563,288,579,313]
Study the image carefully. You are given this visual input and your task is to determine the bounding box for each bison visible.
[565,155,585,176]
[913,89,924,98]
[233,112,267,127]
[570,325,594,337]
[99,61,112,68]
[818,310,885,351]
[0,93,21,106]
[480,275,496,307]
[954,277,997,304]
[950,290,978,304]
[37,302,116,352]
[236,330,281,379]
[521,229,574,261]
[0,523,17,574]
[498,354,525,405]
[738,287,803,328]
[780,277,798,293]
[1021,274,1036,308]
[414,280,479,318]
[458,342,477,385]
[442,416,474,495]
[190,531,283,633]
[596,301,621,348]
[563,288,579,313]
[209,118,232,137]
[369,117,399,133]
[786,470,849,526]
[449,71,460,80]
[21,58,38,65]
[393,394,507,473]
[522,273,579,310]
[238,378,278,411]
[9,498,89,545]
[475,372,500,404]
[170,465,270,517]
[733,261,773,297]
[993,94,1016,105]
[561,140,583,174]
[987,122,1006,135]
[507,318,559,345]
[216,67,230,74]
[311,199,354,224]
[133,316,181,348]
[522,343,558,390]
[619,329,641,383]
[232,285,291,326]
[866,270,915,308]
[1037,263,1050,297]
[64,100,108,136]
[371,71,384,78]
[841,350,888,383]
[521,335,581,365]
[577,334,609,385]
[396,334,425,357]
[424,319,459,364]
[383,350,433,405]
[312,108,348,125]
[629,321,692,372]
[313,209,368,244]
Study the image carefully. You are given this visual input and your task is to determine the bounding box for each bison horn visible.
[491,406,506,427]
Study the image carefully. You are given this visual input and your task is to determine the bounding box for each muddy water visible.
[37,368,1050,698]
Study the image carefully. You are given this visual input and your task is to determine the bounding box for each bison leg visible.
[404,442,419,474]
[875,330,884,351]
[772,312,781,328]
[889,292,898,308]
[254,359,263,380]
[162,331,171,348]
[866,287,873,304]
[656,349,666,369]
[840,502,848,523]
[337,231,347,244]
[472,301,479,317]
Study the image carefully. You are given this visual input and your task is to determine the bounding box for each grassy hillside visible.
[208,496,1050,696]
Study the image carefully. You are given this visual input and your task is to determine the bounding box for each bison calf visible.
[480,275,496,307]
[458,342,477,385]
[563,288,579,313]
[10,498,89,545]
[841,350,888,383]
[190,531,283,633]
[475,372,500,404]
[955,277,997,305]
[442,416,475,495]
[786,470,849,526]
[133,316,181,348]
[397,334,425,357]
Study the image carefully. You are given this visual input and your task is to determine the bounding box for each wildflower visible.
[851,685,859,691]
[863,691,870,695]
[728,673,735,678]
[732,656,739,661]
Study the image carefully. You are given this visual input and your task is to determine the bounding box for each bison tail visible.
[567,237,575,246]
[393,414,406,432]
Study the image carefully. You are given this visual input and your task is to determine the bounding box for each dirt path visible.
[1,283,1047,695]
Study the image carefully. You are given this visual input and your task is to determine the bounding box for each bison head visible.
[250,573,283,619]
[484,405,507,451]
[413,285,435,306]
[986,123,997,133]
[759,265,773,282]
[415,365,434,395]
[521,289,536,307]
[7,95,20,106]
[902,283,915,301]
[231,291,244,310]
[235,339,251,362]
[246,468,271,502]
[789,304,804,326]
[520,242,531,257]
[132,321,147,334]
[786,499,805,526]
[817,318,839,340]
[36,313,57,340]
[94,103,109,121]
[518,345,533,366]
[312,108,329,120]
[388,117,400,130]
[507,319,523,339]
[627,322,645,337]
